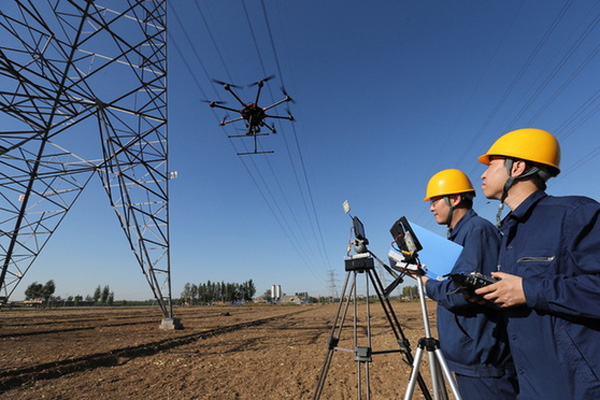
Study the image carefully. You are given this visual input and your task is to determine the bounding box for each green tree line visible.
[180,279,256,305]
[24,280,56,304]
[24,281,114,306]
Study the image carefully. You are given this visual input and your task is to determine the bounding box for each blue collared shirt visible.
[426,208,513,377]
[499,190,600,399]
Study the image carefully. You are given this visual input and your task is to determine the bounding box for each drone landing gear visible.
[230,132,273,156]
[312,254,431,400]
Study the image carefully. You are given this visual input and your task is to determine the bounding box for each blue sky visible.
[9,0,600,300]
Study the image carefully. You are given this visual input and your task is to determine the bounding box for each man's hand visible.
[404,264,428,284]
[475,272,526,307]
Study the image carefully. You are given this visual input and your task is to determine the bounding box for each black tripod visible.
[312,251,432,400]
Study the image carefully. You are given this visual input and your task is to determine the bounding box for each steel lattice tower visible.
[0,0,175,319]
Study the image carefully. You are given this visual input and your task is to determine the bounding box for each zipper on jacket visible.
[517,256,555,262]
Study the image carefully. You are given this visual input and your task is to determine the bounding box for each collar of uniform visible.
[448,208,476,240]
[502,190,548,228]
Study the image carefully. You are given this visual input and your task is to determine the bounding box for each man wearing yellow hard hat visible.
[476,128,600,398]
[422,169,518,399]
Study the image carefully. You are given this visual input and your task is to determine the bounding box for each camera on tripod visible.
[390,216,423,264]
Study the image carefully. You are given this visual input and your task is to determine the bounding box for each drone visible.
[206,75,294,155]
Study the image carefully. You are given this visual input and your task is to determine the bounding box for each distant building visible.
[253,295,269,303]
[279,295,302,304]
[271,284,281,301]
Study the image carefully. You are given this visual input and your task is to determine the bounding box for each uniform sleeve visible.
[524,202,600,319]
[426,224,500,311]
[425,277,470,309]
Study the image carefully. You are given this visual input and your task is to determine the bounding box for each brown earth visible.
[0,300,444,399]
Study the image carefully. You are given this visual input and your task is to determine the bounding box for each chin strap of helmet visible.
[443,196,454,239]
[445,192,473,238]
[496,159,551,226]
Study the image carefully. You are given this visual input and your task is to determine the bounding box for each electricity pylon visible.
[0,0,176,322]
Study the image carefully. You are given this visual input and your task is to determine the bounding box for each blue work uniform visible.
[425,209,517,399]
[498,190,600,399]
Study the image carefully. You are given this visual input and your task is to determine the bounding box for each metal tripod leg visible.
[403,274,462,400]
[366,269,432,400]
[403,337,461,400]
[313,259,432,400]
[313,269,376,399]
[313,270,354,400]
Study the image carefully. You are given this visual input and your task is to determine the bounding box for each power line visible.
[237,0,332,272]
[510,4,600,130]
[258,0,332,271]
[462,0,575,179]
[170,1,331,279]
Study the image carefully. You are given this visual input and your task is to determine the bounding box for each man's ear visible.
[449,194,462,207]
[511,160,528,178]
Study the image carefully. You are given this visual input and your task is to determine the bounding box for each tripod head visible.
[341,201,405,293]
[351,216,369,254]
[343,200,370,255]
[344,214,374,271]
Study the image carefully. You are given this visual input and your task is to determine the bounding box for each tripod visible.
[312,252,431,400]
[403,271,461,400]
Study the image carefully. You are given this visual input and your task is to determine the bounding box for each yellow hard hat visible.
[424,169,475,201]
[478,128,561,175]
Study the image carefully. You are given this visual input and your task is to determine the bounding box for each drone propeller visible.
[219,113,231,126]
[212,79,242,89]
[200,99,226,105]
[249,74,275,87]
[281,86,295,103]
[285,108,295,121]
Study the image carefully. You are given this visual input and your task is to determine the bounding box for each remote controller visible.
[445,272,497,293]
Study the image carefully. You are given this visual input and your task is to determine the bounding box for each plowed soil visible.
[0,301,440,399]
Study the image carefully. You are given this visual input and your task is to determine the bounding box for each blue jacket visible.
[425,209,514,377]
[498,190,600,399]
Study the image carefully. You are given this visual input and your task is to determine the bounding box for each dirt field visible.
[0,300,443,399]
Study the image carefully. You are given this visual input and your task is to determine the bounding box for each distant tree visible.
[24,280,56,307]
[181,279,257,304]
[107,291,114,306]
[224,282,237,302]
[41,280,56,305]
[101,285,110,304]
[206,280,212,302]
[218,281,225,301]
[402,285,418,299]
[74,295,83,306]
[198,283,208,304]
[181,283,192,304]
[190,284,198,305]
[93,285,101,303]
[295,292,309,302]
[25,282,43,300]
[240,280,256,301]
[263,288,272,303]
